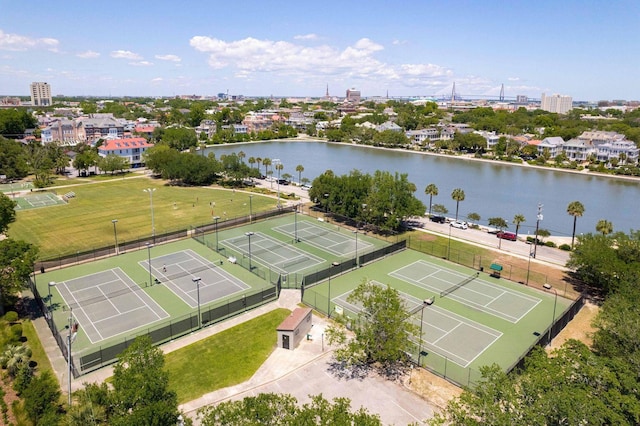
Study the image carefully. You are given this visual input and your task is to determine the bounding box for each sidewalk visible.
[33,289,307,394]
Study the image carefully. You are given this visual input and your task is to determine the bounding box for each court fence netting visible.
[28,275,278,377]
[303,283,585,389]
[34,205,295,273]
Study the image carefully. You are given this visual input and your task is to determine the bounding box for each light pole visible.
[273,158,281,207]
[212,216,220,252]
[143,188,156,243]
[447,222,453,260]
[67,307,75,406]
[327,261,340,317]
[533,203,543,259]
[249,195,253,223]
[543,283,557,345]
[48,281,56,310]
[294,203,299,242]
[353,230,359,267]
[192,277,202,329]
[111,219,119,255]
[417,298,433,366]
[145,242,153,286]
[245,232,254,270]
[525,245,534,285]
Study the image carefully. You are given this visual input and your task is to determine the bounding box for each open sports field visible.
[303,249,573,386]
[9,177,276,258]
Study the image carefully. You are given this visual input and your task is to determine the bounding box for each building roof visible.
[99,137,152,151]
[277,307,312,331]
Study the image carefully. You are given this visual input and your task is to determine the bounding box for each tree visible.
[567,201,585,249]
[198,393,382,426]
[22,370,62,425]
[0,239,39,313]
[424,183,438,216]
[99,153,130,175]
[0,192,17,234]
[431,204,448,215]
[162,126,197,151]
[262,158,272,178]
[596,219,613,236]
[0,137,29,179]
[488,217,508,248]
[513,214,526,238]
[111,336,180,426]
[467,212,481,226]
[326,279,419,375]
[295,164,304,184]
[451,188,465,221]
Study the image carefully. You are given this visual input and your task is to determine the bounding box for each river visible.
[206,140,640,237]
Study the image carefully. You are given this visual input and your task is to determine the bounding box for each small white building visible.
[276,308,313,350]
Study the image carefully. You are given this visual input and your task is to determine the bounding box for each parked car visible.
[429,215,446,223]
[451,221,468,230]
[497,231,517,241]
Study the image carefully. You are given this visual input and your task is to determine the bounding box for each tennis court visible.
[273,221,373,257]
[222,232,324,274]
[389,260,540,323]
[334,284,502,367]
[14,192,66,210]
[54,268,169,344]
[138,249,249,308]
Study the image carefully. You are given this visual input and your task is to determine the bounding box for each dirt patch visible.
[547,300,598,352]
[1,373,20,425]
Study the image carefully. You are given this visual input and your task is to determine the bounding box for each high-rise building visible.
[346,88,361,103]
[540,93,573,114]
[516,95,528,103]
[30,82,52,106]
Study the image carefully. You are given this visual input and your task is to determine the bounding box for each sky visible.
[1,0,638,101]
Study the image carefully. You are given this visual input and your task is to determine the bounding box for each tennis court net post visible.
[440,272,479,298]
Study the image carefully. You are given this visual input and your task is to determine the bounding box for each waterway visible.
[206,140,640,237]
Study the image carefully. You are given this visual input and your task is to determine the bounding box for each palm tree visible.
[262,158,271,177]
[256,157,262,171]
[248,156,256,169]
[451,188,465,221]
[238,150,246,164]
[596,219,613,236]
[424,184,438,216]
[295,164,304,184]
[513,214,526,238]
[567,201,585,249]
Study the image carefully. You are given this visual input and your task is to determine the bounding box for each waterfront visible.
[206,140,640,237]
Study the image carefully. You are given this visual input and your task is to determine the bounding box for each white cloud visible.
[111,50,142,60]
[293,34,318,40]
[392,39,407,45]
[189,36,461,93]
[0,29,59,51]
[130,61,153,67]
[151,77,163,83]
[508,76,521,81]
[155,54,181,62]
[77,50,100,59]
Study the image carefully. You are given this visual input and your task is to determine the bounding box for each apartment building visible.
[98,137,153,167]
[30,82,52,106]
[540,93,573,114]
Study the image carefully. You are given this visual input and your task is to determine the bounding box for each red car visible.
[497,231,517,241]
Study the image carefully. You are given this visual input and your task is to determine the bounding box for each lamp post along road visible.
[143,188,156,243]
[48,281,55,310]
[192,277,202,328]
[249,195,253,223]
[273,159,281,207]
[353,230,359,267]
[533,203,543,259]
[112,219,119,255]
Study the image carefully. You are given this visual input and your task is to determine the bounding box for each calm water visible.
[207,140,640,237]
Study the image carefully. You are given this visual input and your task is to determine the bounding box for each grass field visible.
[9,177,279,258]
[165,308,291,403]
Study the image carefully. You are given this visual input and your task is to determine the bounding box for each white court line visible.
[96,284,121,313]
[431,323,463,346]
[63,281,105,342]
[112,268,169,319]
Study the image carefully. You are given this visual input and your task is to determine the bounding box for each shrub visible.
[2,312,18,323]
[545,241,556,248]
[559,243,572,251]
[10,324,22,343]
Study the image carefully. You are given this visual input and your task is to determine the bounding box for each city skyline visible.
[1,0,638,101]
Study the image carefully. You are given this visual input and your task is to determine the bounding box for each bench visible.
[490,263,503,278]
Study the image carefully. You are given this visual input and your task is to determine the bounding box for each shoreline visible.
[209,136,640,184]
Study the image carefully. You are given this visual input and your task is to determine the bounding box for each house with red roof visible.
[98,137,154,168]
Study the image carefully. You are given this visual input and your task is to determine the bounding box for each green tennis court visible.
[14,191,66,210]
[138,249,250,308]
[334,284,502,367]
[221,232,325,274]
[273,220,373,256]
[389,260,541,322]
[54,268,169,344]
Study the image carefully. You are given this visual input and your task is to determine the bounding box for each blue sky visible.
[1,0,638,101]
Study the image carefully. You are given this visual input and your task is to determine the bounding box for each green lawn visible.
[22,319,53,373]
[8,178,280,258]
[165,308,291,403]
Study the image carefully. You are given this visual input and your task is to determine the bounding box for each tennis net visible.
[165,264,212,281]
[440,272,479,298]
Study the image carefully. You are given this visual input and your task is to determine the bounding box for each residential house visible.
[376,121,402,132]
[76,114,124,144]
[98,137,153,168]
[596,140,639,164]
[562,138,595,161]
[537,136,565,158]
[474,130,500,149]
[406,128,440,146]
[41,118,77,145]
